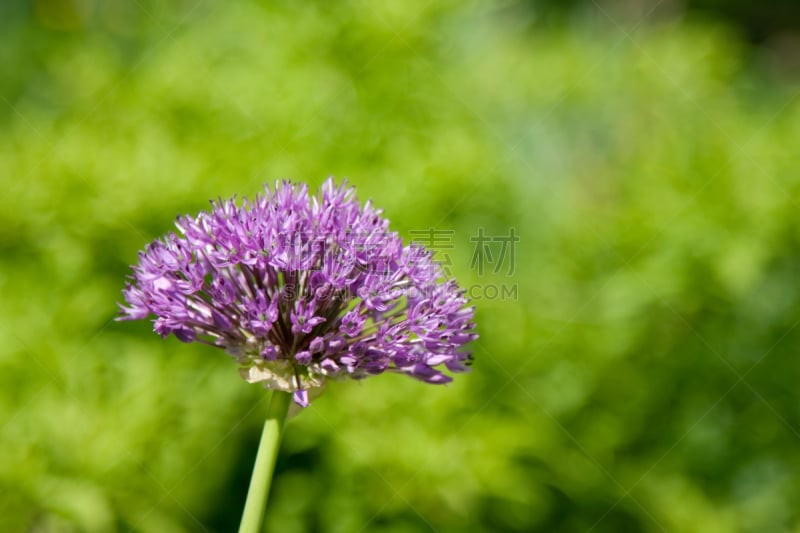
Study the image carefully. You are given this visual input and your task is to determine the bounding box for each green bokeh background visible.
[3,1,800,531]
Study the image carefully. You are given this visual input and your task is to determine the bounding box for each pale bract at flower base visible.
[118,178,477,407]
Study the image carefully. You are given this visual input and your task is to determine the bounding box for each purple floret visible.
[118,178,476,406]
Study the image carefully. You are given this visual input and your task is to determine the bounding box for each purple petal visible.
[293,389,310,407]
[295,350,312,365]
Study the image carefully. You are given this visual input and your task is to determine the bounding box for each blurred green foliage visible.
[3,0,800,532]
[523,0,800,43]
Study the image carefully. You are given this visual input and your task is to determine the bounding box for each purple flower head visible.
[118,179,477,406]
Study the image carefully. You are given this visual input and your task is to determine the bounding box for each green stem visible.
[238,390,292,533]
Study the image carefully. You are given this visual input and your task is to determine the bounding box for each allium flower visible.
[118,179,476,406]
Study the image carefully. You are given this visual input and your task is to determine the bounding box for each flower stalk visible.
[117,179,478,530]
[238,390,291,533]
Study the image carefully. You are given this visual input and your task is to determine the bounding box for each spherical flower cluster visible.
[118,179,476,406]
